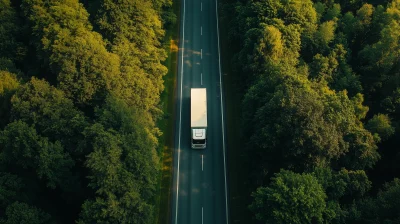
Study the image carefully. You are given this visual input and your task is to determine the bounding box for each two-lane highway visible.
[171,0,228,222]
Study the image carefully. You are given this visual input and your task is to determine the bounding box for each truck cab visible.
[192,129,206,148]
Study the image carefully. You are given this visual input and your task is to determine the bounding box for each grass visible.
[218,3,254,224]
[155,0,180,223]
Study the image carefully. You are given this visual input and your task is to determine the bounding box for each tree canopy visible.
[224,0,400,222]
[249,170,334,224]
[0,0,172,222]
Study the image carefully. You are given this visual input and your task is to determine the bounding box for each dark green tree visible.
[78,123,154,224]
[348,178,400,224]
[0,120,73,189]
[0,71,19,128]
[78,96,159,224]
[0,202,52,224]
[366,114,395,141]
[0,173,23,209]
[0,0,27,63]
[249,169,335,223]
[10,77,87,155]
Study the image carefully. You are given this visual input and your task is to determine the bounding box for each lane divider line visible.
[202,155,204,171]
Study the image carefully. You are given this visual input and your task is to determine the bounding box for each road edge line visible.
[175,0,185,221]
[215,0,229,223]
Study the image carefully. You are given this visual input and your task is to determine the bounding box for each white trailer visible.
[191,88,207,149]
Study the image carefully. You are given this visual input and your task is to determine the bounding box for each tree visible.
[329,44,362,96]
[0,0,27,62]
[21,0,122,105]
[313,167,371,200]
[338,169,371,198]
[78,123,154,224]
[324,4,341,21]
[309,53,339,82]
[348,178,400,224]
[341,127,380,170]
[93,0,168,113]
[244,68,370,172]
[0,71,19,128]
[351,93,369,120]
[78,96,160,224]
[358,20,400,94]
[0,173,23,209]
[249,170,335,224]
[95,96,159,197]
[0,120,73,189]
[10,77,87,155]
[316,20,337,48]
[366,114,395,141]
[0,202,52,224]
[312,167,347,200]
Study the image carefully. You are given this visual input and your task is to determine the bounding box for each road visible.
[171,0,228,222]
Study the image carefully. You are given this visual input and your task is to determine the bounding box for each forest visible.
[222,0,400,223]
[0,0,175,223]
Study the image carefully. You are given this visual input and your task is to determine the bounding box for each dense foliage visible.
[0,0,173,222]
[223,0,400,222]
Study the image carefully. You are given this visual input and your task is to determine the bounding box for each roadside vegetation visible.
[0,0,175,223]
[156,0,179,222]
[221,0,400,223]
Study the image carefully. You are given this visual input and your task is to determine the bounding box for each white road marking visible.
[175,0,186,221]
[202,154,204,171]
[201,26,203,35]
[215,0,229,223]
[201,49,202,59]
[201,2,202,11]
[201,73,203,85]
[202,207,204,224]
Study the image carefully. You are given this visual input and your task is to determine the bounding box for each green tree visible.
[366,114,395,141]
[341,127,380,170]
[351,93,369,120]
[0,71,19,128]
[78,123,154,224]
[93,0,168,114]
[249,170,335,223]
[324,4,341,21]
[0,173,23,209]
[338,169,371,198]
[0,0,27,62]
[359,19,400,94]
[313,167,371,200]
[78,96,159,224]
[0,120,73,189]
[316,20,337,47]
[309,53,338,82]
[349,178,400,224]
[10,77,87,155]
[0,202,52,224]
[22,0,122,105]
[329,45,362,96]
[312,167,347,200]
[95,96,159,194]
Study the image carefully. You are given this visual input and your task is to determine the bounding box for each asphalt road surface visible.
[171,0,228,222]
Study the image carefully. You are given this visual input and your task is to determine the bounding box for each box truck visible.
[191,88,207,149]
